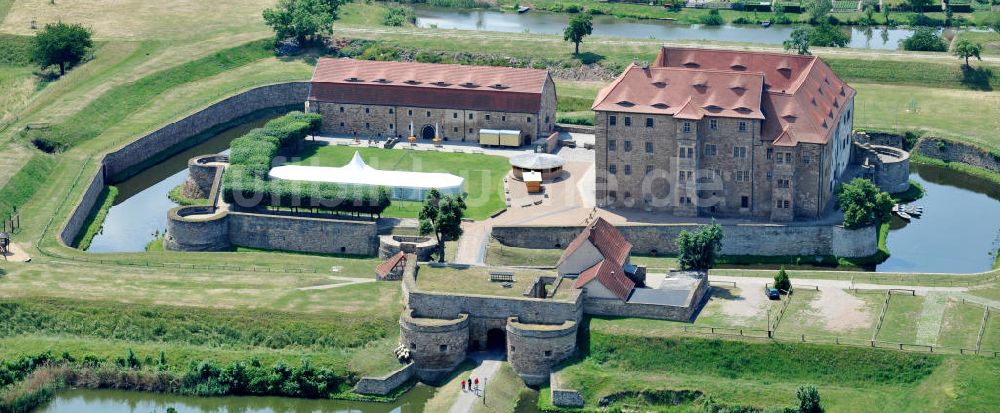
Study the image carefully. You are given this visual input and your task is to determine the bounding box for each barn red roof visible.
[595,47,855,146]
[309,58,550,113]
[557,217,632,268]
[572,259,636,301]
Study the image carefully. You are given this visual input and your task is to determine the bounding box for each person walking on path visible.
[461,380,465,392]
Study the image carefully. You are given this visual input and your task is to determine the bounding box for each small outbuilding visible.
[509,153,565,181]
[523,171,542,193]
[376,251,408,281]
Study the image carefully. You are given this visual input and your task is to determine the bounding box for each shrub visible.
[700,9,725,26]
[796,385,823,413]
[382,6,416,27]
[774,267,791,291]
[808,23,850,47]
[901,28,947,51]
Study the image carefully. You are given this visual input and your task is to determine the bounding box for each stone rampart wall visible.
[492,223,878,258]
[352,363,414,396]
[227,211,377,255]
[103,82,310,178]
[58,167,106,246]
[506,318,578,386]
[163,206,231,252]
[916,138,1000,174]
[399,311,469,381]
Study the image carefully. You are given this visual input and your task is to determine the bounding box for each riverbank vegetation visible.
[71,186,118,250]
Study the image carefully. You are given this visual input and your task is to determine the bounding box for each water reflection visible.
[413,6,914,50]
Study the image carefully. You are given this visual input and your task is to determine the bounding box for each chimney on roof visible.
[641,61,649,70]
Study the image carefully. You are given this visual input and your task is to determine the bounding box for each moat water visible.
[85,113,286,253]
[412,6,916,50]
[31,387,435,413]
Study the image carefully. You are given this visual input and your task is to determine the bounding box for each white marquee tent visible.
[268,151,465,201]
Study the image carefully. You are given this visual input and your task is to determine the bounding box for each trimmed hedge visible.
[222,112,391,216]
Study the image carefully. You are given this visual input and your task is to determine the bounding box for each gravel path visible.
[449,353,504,413]
[916,292,948,346]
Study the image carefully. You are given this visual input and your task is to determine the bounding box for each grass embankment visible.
[167,184,210,206]
[0,154,54,218]
[21,39,275,152]
[71,186,118,250]
[288,144,509,220]
[473,363,530,413]
[552,331,1000,411]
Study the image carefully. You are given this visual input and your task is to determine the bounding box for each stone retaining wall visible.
[554,123,595,134]
[227,211,377,255]
[492,222,878,258]
[103,82,310,179]
[58,167,106,246]
[163,206,231,252]
[915,138,1000,174]
[506,318,578,386]
[353,362,414,396]
[550,372,585,408]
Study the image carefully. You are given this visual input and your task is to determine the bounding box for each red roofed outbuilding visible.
[558,218,639,302]
[306,58,557,146]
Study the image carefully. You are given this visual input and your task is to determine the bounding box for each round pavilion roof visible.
[509,153,566,170]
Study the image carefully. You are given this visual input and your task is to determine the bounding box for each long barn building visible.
[593,47,855,221]
[306,58,557,146]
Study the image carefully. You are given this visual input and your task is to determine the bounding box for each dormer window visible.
[373,78,390,83]
[404,80,421,85]
[460,82,478,88]
[652,81,667,88]
[616,100,635,107]
[345,76,362,82]
[730,64,746,70]
[432,81,450,86]
[490,83,508,89]
[651,103,669,109]
[734,107,753,114]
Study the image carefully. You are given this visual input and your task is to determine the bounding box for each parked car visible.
[766,287,781,300]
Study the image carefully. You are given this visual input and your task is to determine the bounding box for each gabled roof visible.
[572,259,636,301]
[651,47,855,146]
[557,218,632,267]
[309,58,550,113]
[375,252,407,278]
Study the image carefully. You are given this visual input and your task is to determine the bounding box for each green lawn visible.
[981,314,1000,352]
[414,264,569,299]
[936,299,986,350]
[955,30,1000,57]
[287,144,509,219]
[877,294,926,344]
[772,289,883,342]
[484,241,564,267]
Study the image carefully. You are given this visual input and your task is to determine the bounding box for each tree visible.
[796,385,823,413]
[676,222,723,271]
[563,14,593,55]
[952,39,983,67]
[32,22,92,76]
[900,28,947,51]
[418,189,466,263]
[774,267,791,292]
[808,23,850,47]
[806,0,833,24]
[836,178,893,229]
[700,9,725,26]
[906,0,931,14]
[784,26,811,55]
[262,0,342,44]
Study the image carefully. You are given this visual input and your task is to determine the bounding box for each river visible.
[413,6,915,50]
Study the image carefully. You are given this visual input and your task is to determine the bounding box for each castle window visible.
[623,140,632,152]
[511,346,515,353]
[440,344,447,352]
[785,153,793,164]
[645,118,654,128]
[802,154,811,164]
[389,108,394,114]
[767,148,773,160]
[502,115,507,121]
[704,144,717,156]
[609,164,617,174]
[646,165,654,175]
[365,107,370,114]
[544,350,552,357]
[645,142,654,153]
[710,119,718,130]
[624,116,632,127]
[527,117,532,123]
[733,147,747,159]
[624,165,632,175]
[609,115,617,126]
[339,122,344,127]
[469,113,474,120]
[410,343,416,349]
[545,115,550,123]
[738,121,748,132]
[408,109,412,116]
[735,170,750,182]
[339,106,344,113]
[365,122,370,129]
[741,196,749,208]
[453,112,458,119]
[609,140,617,151]
[390,124,394,129]
[453,127,458,132]
[469,128,473,133]
[426,111,431,117]
[683,122,691,133]
[486,114,491,120]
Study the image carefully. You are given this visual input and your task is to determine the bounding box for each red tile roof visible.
[572,259,635,301]
[375,252,407,279]
[597,47,855,146]
[557,217,633,268]
[309,58,550,113]
[592,65,765,120]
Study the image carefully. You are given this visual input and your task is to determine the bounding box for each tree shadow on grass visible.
[959,66,994,92]
[574,52,605,65]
